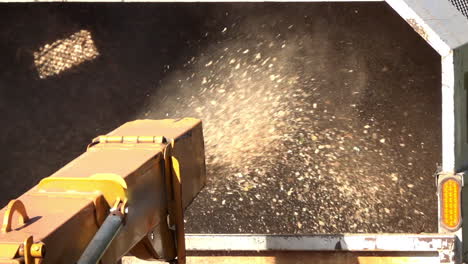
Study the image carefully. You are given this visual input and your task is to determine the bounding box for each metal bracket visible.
[163,143,186,264]
[2,200,29,233]
[36,173,128,227]
[88,135,167,149]
[37,173,127,209]
[0,201,44,264]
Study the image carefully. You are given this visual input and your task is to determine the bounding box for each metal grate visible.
[33,30,99,79]
[449,0,468,19]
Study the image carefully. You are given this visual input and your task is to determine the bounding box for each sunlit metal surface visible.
[182,234,457,264]
[185,234,456,252]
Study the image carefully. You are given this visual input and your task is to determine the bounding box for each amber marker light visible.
[440,178,461,230]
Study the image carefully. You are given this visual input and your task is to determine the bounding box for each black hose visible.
[77,211,124,264]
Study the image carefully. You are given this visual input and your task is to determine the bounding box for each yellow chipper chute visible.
[0,118,206,264]
[0,118,459,264]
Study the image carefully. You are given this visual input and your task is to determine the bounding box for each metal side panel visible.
[386,0,468,54]
[184,234,458,264]
[183,254,446,264]
[121,0,384,1]
[185,234,455,251]
[454,44,468,171]
[122,234,458,263]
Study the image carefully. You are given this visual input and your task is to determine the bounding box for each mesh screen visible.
[33,30,99,79]
[449,0,468,19]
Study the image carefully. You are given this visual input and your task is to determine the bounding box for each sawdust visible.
[0,3,441,236]
[140,4,441,234]
[145,34,298,179]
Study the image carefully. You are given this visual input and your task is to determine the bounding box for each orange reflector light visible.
[440,178,461,230]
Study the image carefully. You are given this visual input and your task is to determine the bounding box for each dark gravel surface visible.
[0,3,440,234]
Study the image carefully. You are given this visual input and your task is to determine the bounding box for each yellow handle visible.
[2,199,29,233]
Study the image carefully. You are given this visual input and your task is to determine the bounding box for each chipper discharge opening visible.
[0,119,206,264]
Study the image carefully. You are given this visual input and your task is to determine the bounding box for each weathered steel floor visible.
[0,3,441,234]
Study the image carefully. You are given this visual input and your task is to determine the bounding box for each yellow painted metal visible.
[170,153,186,264]
[159,142,186,264]
[0,119,206,263]
[18,236,45,264]
[119,198,128,215]
[91,135,166,144]
[29,243,44,258]
[0,243,21,259]
[172,156,182,182]
[90,173,128,189]
[22,236,32,264]
[0,259,22,264]
[37,173,127,208]
[2,200,29,233]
